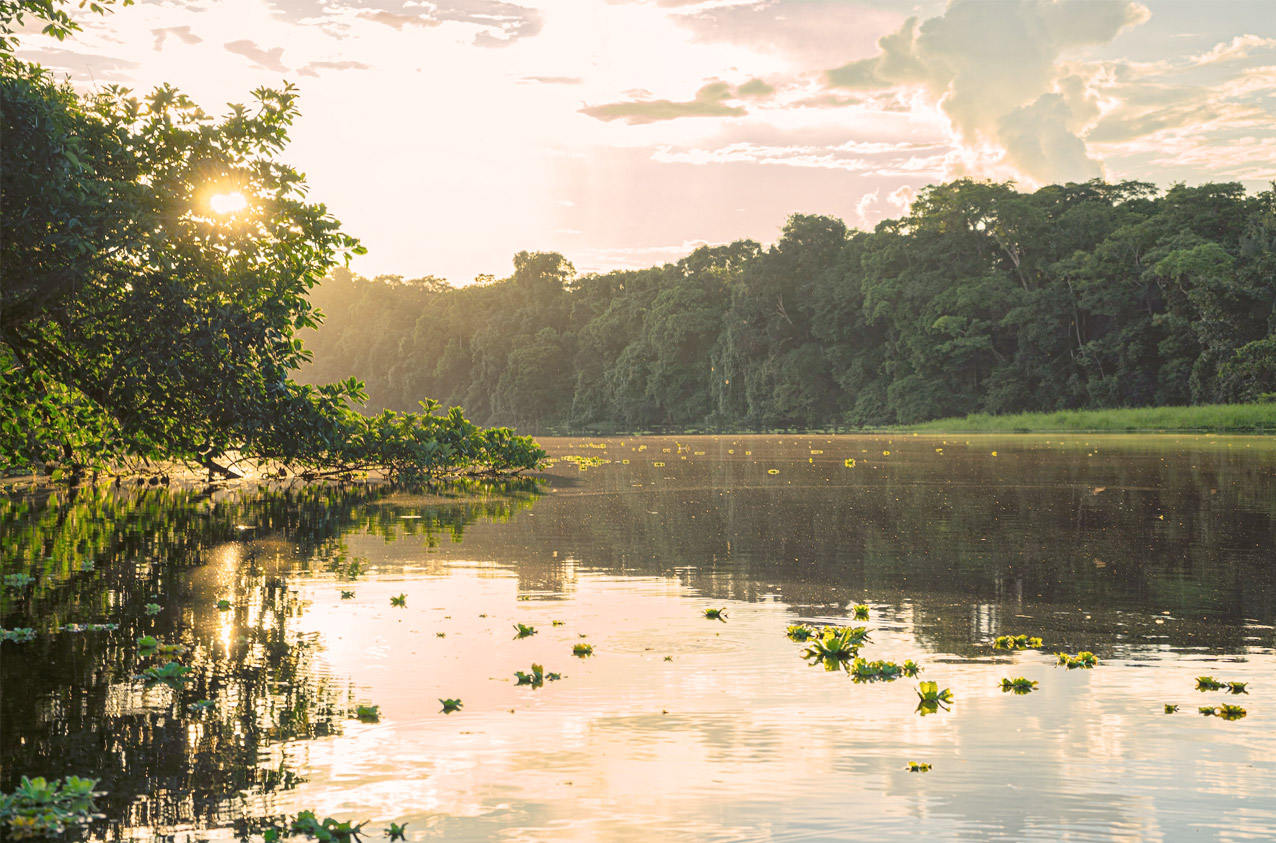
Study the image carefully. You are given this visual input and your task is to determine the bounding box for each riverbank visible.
[901,402,1276,433]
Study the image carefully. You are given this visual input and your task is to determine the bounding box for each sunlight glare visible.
[210,191,247,215]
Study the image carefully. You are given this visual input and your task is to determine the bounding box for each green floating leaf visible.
[514,623,537,638]
[439,699,462,714]
[703,608,727,621]
[1000,676,1038,694]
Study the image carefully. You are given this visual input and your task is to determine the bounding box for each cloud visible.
[521,75,583,85]
[298,60,372,77]
[649,140,948,177]
[224,39,288,72]
[319,1,542,46]
[152,26,201,52]
[1189,34,1276,66]
[824,0,1150,184]
[669,0,904,71]
[736,77,774,98]
[581,81,747,124]
[358,10,442,29]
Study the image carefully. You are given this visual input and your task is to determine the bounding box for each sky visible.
[17,0,1276,284]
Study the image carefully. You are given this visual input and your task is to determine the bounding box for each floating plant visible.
[1199,706,1217,716]
[0,776,102,839]
[850,658,905,682]
[1000,677,1038,694]
[552,620,565,626]
[853,604,870,620]
[436,632,446,638]
[514,623,537,638]
[215,599,231,610]
[703,608,728,621]
[187,699,215,713]
[439,699,462,714]
[801,626,871,665]
[1056,651,1098,669]
[915,681,954,715]
[144,603,162,615]
[993,634,1043,650]
[573,643,594,657]
[137,635,160,651]
[386,822,409,841]
[3,573,34,589]
[390,594,407,607]
[140,661,190,688]
[1217,704,1247,720]
[290,811,366,843]
[786,624,817,642]
[341,591,355,599]
[355,705,380,722]
[1196,676,1247,694]
[515,664,561,687]
[907,762,932,773]
[1,628,35,643]
[1164,704,1179,713]
[902,660,922,677]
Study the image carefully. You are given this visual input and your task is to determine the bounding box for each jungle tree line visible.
[299,179,1276,430]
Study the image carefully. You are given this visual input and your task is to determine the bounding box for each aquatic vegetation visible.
[436,632,446,638]
[140,661,190,688]
[1,628,36,643]
[853,604,870,620]
[1055,651,1098,669]
[515,663,561,687]
[850,658,905,682]
[391,594,407,607]
[290,810,367,842]
[915,681,954,715]
[386,822,409,841]
[902,660,922,677]
[664,655,673,661]
[993,634,1042,650]
[341,590,355,599]
[439,699,462,714]
[1217,704,1247,720]
[187,699,215,712]
[767,469,780,475]
[0,776,102,839]
[144,603,162,615]
[844,458,856,467]
[514,623,537,638]
[1164,704,1179,713]
[1227,682,1248,695]
[552,620,565,626]
[801,626,871,664]
[355,705,380,722]
[58,622,118,633]
[907,762,932,773]
[1000,677,1038,694]
[573,643,594,657]
[137,635,159,650]
[1196,676,1226,691]
[4,573,34,589]
[786,624,817,642]
[216,599,231,610]
[703,608,728,621]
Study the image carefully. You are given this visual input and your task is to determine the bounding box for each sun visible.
[209,191,247,215]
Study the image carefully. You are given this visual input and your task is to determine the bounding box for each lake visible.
[2,433,1275,841]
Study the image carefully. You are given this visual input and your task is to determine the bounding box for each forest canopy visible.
[0,0,545,480]
[299,179,1276,431]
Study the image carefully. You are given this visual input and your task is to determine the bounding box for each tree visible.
[0,1,543,479]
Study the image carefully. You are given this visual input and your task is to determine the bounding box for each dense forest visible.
[298,179,1276,431]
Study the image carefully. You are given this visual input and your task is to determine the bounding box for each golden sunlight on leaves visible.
[209,192,247,215]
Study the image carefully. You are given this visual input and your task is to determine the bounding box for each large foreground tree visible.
[1,0,543,480]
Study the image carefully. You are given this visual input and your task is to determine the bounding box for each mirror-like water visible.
[3,434,1275,841]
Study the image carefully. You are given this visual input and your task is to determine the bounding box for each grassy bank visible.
[904,403,1276,433]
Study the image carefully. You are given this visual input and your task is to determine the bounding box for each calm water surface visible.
[2,434,1275,841]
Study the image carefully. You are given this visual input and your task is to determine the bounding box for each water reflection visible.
[2,435,1274,841]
